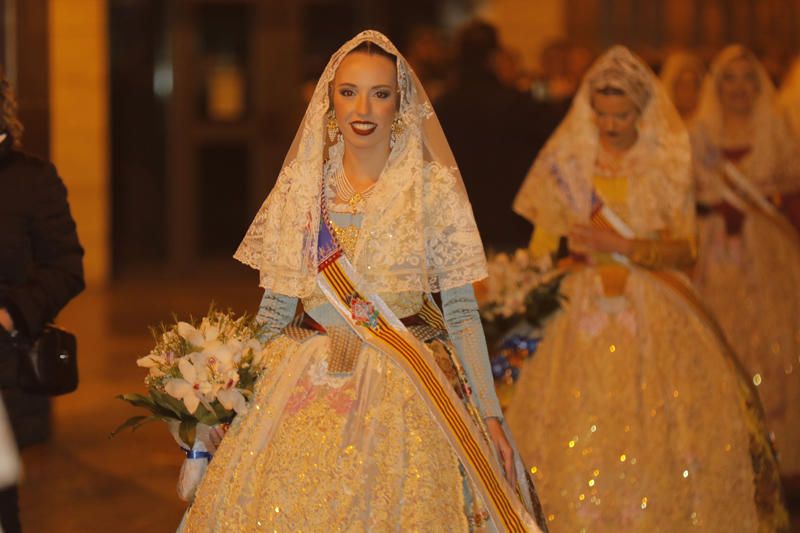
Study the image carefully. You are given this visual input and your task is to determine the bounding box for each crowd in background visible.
[388,19,800,254]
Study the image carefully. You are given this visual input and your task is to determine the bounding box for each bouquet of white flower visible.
[112,308,267,500]
[480,249,567,408]
[481,249,567,331]
[482,249,545,322]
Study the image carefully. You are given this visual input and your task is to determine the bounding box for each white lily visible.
[203,343,237,374]
[177,322,205,348]
[136,353,166,368]
[164,358,210,414]
[148,367,166,378]
[200,321,220,343]
[244,339,263,366]
[216,386,248,415]
[513,248,529,267]
[224,339,245,363]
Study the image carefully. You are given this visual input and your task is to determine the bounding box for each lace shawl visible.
[234,30,486,297]
[691,45,800,201]
[513,46,693,241]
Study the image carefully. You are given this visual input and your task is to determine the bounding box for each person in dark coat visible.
[435,20,556,251]
[0,72,84,533]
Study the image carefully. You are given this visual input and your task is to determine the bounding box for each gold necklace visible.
[327,170,371,258]
[333,169,377,214]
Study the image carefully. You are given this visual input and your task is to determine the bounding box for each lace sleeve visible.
[440,284,503,420]
[256,290,298,341]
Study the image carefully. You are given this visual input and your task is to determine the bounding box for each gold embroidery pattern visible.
[506,269,771,531]
[330,220,360,260]
[318,260,528,531]
[183,338,474,532]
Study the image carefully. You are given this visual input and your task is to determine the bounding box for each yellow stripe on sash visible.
[590,209,613,232]
[419,296,447,330]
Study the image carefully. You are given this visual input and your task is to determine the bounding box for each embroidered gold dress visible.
[186,29,547,533]
[509,47,786,532]
[691,45,800,477]
[179,168,542,532]
[509,162,782,532]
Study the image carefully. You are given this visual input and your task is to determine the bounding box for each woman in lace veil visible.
[506,46,786,531]
[178,30,545,532]
[660,51,705,122]
[691,45,800,480]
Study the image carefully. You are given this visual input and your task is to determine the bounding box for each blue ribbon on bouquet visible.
[180,447,213,461]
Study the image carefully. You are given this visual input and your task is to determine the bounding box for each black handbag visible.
[18,324,78,396]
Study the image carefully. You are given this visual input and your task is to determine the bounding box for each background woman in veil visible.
[691,45,800,482]
[178,31,544,532]
[660,51,705,123]
[507,46,786,531]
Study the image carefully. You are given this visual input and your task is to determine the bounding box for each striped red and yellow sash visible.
[317,202,538,532]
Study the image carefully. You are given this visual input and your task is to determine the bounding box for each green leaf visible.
[178,419,197,448]
[524,273,568,328]
[210,401,229,421]
[149,389,189,418]
[116,393,157,410]
[193,404,221,426]
[238,368,257,389]
[116,393,178,421]
[109,415,162,438]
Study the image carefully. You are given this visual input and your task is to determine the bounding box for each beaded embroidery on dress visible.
[180,30,546,533]
[506,46,787,532]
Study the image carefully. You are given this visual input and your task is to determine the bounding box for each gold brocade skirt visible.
[506,268,787,532]
[180,333,491,532]
[695,212,800,476]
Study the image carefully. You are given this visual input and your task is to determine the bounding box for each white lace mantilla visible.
[513,46,693,242]
[234,30,487,297]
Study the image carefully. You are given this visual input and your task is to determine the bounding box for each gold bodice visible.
[306,177,424,317]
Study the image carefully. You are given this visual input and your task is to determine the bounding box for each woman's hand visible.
[568,224,632,255]
[485,417,517,487]
[207,423,229,452]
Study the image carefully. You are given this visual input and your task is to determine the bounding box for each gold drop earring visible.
[390,116,404,149]
[327,110,340,142]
